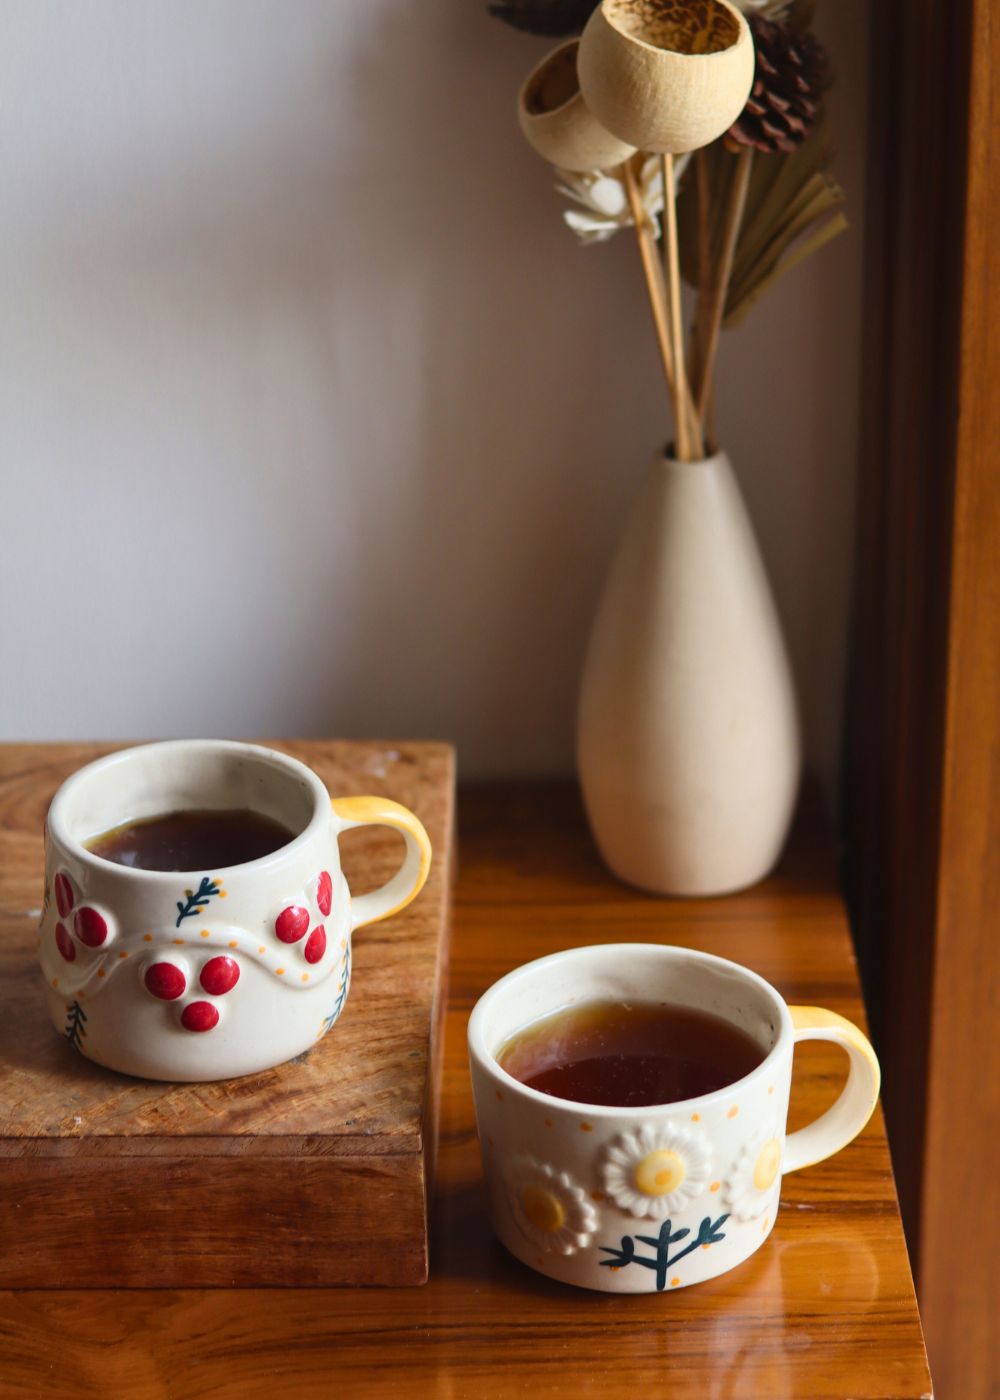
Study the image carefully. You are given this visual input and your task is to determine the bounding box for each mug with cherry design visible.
[39,740,431,1081]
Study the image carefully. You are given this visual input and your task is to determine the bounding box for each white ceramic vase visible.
[578,450,800,896]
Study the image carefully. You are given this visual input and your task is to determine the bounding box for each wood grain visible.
[0,741,454,1287]
[846,0,999,1392]
[918,0,1000,1390]
[0,778,929,1398]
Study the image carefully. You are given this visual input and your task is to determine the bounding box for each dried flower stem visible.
[685,148,713,436]
[691,148,713,390]
[694,145,754,424]
[662,154,703,462]
[621,158,676,404]
[696,148,712,313]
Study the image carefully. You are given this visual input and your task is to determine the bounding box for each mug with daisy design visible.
[468,944,880,1293]
[39,740,431,1081]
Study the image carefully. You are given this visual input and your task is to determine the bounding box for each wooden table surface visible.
[0,781,931,1399]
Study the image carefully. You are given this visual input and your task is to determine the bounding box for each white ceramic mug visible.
[468,944,880,1293]
[39,740,431,1081]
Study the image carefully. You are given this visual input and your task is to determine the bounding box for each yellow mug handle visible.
[783,1006,882,1173]
[330,796,432,931]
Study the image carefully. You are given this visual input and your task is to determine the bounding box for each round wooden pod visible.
[517,39,638,173]
[578,0,755,155]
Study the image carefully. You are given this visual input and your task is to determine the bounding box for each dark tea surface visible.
[86,808,296,872]
[497,1000,766,1107]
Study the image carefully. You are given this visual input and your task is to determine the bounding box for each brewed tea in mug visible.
[498,1000,765,1108]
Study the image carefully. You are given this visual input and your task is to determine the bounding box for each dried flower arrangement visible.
[494,0,845,460]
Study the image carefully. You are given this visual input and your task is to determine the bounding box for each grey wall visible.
[0,0,868,794]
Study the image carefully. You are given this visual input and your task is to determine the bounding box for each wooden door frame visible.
[844,0,999,1394]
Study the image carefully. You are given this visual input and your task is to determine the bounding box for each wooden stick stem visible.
[696,148,713,312]
[662,153,702,461]
[688,148,712,410]
[621,158,676,405]
[695,145,753,425]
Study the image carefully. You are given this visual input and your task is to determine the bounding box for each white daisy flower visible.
[723,1126,783,1221]
[506,1156,598,1255]
[601,1123,712,1219]
[557,153,689,245]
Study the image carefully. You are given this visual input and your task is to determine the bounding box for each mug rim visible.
[47,739,329,882]
[467,942,794,1118]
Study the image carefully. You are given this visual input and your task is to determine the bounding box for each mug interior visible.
[50,741,320,852]
[472,944,786,1087]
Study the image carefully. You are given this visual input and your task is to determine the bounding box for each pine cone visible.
[487,0,598,37]
[727,16,828,154]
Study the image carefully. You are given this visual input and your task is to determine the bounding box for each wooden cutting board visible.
[0,740,454,1288]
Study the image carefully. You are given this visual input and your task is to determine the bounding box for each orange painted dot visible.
[276,967,285,976]
[544,1118,553,1128]
[143,933,152,943]
[301,973,310,983]
[97,968,106,979]
[77,990,85,999]
[340,938,347,950]
[495,1089,504,1102]
[768,1085,774,1094]
[580,1123,593,1133]
[709,1181,720,1193]
[228,940,238,949]
[691,1113,701,1122]
[51,978,59,988]
[173,939,185,946]
[702,1243,711,1250]
[118,951,129,960]
[608,1265,621,1273]
[218,891,227,899]
[200,929,210,939]
[258,946,266,954]
[670,1277,681,1287]
[591,1191,605,1203]
[727,1105,739,1118]
[195,907,205,915]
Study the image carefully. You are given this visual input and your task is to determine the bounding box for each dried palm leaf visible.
[678,122,846,328]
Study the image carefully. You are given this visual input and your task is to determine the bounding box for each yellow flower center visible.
[521,1184,565,1233]
[634,1149,687,1197]
[753,1138,781,1192]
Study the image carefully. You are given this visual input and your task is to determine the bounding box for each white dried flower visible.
[557,153,689,245]
[731,0,790,13]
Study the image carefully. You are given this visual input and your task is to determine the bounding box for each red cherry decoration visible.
[145,962,186,1000]
[316,871,333,917]
[275,905,309,943]
[181,1001,219,1033]
[200,956,239,996]
[74,907,108,947]
[304,925,327,964]
[55,923,76,962]
[54,873,75,917]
